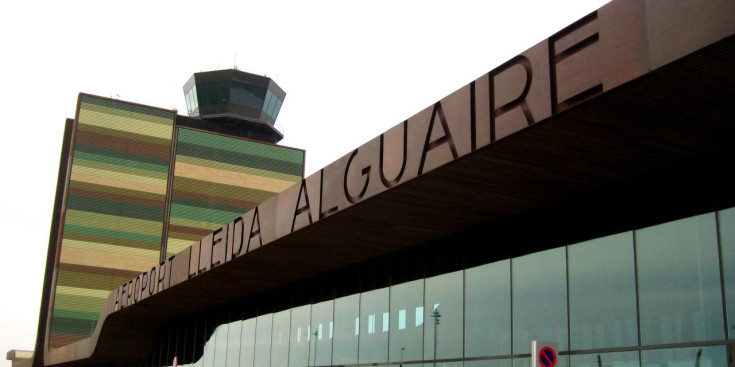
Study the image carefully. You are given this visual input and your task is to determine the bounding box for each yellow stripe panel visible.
[53,293,106,314]
[78,109,173,139]
[166,238,197,255]
[62,239,160,258]
[177,155,302,183]
[169,217,224,230]
[70,172,167,196]
[60,247,157,273]
[174,162,295,193]
[72,165,168,187]
[74,158,168,181]
[64,210,164,237]
[56,286,110,299]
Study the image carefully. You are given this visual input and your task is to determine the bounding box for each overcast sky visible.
[0,0,610,364]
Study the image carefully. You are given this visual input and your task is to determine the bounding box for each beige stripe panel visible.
[60,247,158,273]
[70,172,168,195]
[175,162,295,193]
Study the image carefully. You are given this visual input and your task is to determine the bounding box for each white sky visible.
[0,0,610,365]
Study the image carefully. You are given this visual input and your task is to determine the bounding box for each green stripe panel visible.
[50,316,97,336]
[169,203,242,224]
[171,196,252,214]
[66,195,165,222]
[74,144,171,168]
[64,225,162,247]
[51,95,174,348]
[167,128,303,254]
[81,94,175,122]
[177,142,302,175]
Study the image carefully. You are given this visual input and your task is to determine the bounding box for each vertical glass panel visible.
[568,232,638,349]
[271,310,291,367]
[718,207,735,338]
[226,320,242,367]
[203,328,216,367]
[213,323,228,367]
[390,279,424,363]
[310,300,334,366]
[254,314,273,367]
[512,247,568,352]
[333,294,359,365]
[465,260,511,357]
[570,351,639,367]
[289,305,311,367]
[240,318,256,367]
[636,213,724,345]
[641,346,727,367]
[360,288,389,364]
[424,270,463,361]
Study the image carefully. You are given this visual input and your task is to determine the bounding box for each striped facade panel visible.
[50,95,175,348]
[166,128,303,256]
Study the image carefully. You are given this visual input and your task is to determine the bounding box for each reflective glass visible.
[568,232,638,349]
[570,351,639,367]
[717,207,735,338]
[466,359,512,367]
[289,305,311,367]
[310,300,334,366]
[271,310,291,367]
[239,318,256,367]
[213,323,228,367]
[202,327,216,367]
[424,270,463,361]
[254,314,272,367]
[360,287,389,364]
[641,346,727,367]
[512,247,568,352]
[225,320,242,367]
[465,260,511,357]
[636,213,725,345]
[390,279,424,363]
[333,294,359,365]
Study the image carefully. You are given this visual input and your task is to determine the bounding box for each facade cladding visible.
[146,208,735,367]
[167,129,304,256]
[49,94,304,348]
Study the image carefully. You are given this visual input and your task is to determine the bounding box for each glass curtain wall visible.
[152,208,734,367]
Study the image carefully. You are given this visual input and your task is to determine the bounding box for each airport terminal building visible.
[16,1,735,367]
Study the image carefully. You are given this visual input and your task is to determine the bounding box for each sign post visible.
[531,341,558,367]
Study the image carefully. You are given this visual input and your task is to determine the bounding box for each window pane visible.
[466,360,512,367]
[512,247,568,353]
[289,305,311,367]
[641,346,727,367]
[390,279,423,362]
[717,207,735,338]
[271,310,290,367]
[571,352,639,367]
[568,232,638,349]
[225,320,242,367]
[360,288,389,364]
[636,213,725,345]
[465,260,511,357]
[333,294,359,365]
[239,318,256,367]
[310,300,334,366]
[213,323,228,367]
[424,270,463,361]
[202,327,216,367]
[254,314,272,367]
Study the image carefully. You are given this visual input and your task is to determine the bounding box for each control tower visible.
[182,69,285,143]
